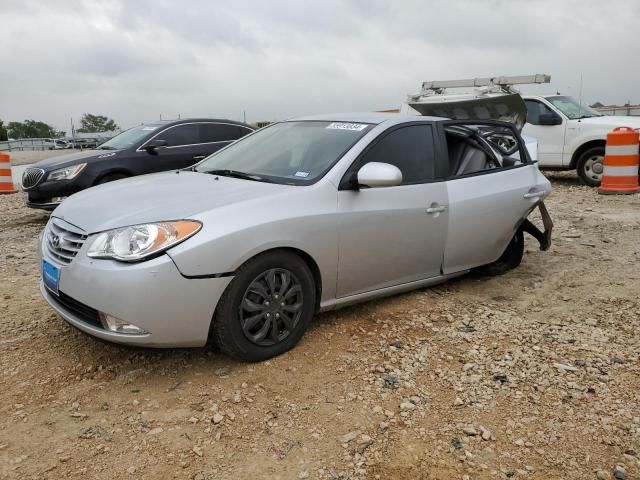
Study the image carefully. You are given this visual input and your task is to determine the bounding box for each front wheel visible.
[576,146,605,187]
[211,251,316,362]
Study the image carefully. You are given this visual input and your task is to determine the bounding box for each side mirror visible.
[144,139,168,151]
[357,162,402,188]
[538,113,562,126]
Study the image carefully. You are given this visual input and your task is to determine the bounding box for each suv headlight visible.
[87,221,201,262]
[48,163,87,181]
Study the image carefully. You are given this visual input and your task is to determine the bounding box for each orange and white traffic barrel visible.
[0,152,18,194]
[598,127,640,195]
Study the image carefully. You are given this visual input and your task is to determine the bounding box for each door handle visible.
[193,155,206,160]
[426,205,446,214]
[523,191,544,199]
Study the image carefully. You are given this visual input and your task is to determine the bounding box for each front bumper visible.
[24,176,88,210]
[27,199,62,211]
[39,236,233,347]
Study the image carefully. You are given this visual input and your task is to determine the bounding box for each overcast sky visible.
[1,0,639,132]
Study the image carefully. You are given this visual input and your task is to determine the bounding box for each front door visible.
[336,124,448,297]
[522,99,566,166]
[143,123,203,172]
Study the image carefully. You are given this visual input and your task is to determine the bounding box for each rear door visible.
[336,123,449,297]
[441,123,544,274]
[192,123,253,163]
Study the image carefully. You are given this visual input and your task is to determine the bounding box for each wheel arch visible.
[570,139,606,168]
[92,169,133,185]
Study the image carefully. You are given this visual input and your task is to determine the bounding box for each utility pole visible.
[578,73,583,117]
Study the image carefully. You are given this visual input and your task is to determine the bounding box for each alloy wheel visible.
[239,268,304,346]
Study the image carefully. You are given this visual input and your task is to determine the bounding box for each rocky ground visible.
[1,172,639,480]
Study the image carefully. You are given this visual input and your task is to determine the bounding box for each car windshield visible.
[96,124,164,150]
[195,121,373,184]
[546,96,603,119]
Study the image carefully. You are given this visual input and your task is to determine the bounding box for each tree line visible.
[0,114,119,141]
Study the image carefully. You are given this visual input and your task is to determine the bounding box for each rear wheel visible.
[576,146,605,187]
[473,229,524,276]
[211,251,316,362]
[95,173,128,185]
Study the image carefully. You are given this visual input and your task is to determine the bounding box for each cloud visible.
[0,0,639,131]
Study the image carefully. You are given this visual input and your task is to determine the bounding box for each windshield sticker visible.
[293,171,310,178]
[326,122,368,131]
[141,126,159,131]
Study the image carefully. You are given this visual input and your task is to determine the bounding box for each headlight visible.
[87,220,201,262]
[48,163,87,181]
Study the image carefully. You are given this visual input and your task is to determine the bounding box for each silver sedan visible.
[38,113,552,361]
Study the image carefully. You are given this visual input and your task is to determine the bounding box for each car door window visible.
[443,122,529,178]
[154,124,200,147]
[200,123,248,143]
[525,100,555,125]
[358,125,435,184]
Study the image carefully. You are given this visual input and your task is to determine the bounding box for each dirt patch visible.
[1,172,639,480]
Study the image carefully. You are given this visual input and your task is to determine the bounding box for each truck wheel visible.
[576,146,605,187]
[473,229,524,276]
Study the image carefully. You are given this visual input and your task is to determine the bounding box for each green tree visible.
[77,113,119,133]
[0,120,7,141]
[7,120,58,139]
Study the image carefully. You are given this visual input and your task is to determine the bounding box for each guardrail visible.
[0,138,99,151]
[0,138,53,151]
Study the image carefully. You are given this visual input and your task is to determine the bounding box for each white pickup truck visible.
[401,75,640,186]
[522,94,640,186]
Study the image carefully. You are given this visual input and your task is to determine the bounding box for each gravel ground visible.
[1,172,639,480]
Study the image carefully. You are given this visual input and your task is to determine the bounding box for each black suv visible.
[21,118,254,210]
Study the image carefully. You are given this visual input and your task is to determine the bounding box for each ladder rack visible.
[417,74,551,96]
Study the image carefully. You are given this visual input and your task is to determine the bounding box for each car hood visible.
[576,115,640,128]
[53,171,292,233]
[406,93,527,131]
[33,149,122,169]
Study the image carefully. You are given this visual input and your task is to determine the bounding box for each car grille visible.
[45,218,88,265]
[52,291,103,329]
[21,167,46,189]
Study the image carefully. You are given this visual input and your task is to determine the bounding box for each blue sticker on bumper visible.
[42,259,60,295]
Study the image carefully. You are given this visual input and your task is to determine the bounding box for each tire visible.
[576,146,605,187]
[211,251,316,362]
[96,173,128,185]
[473,229,524,276]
